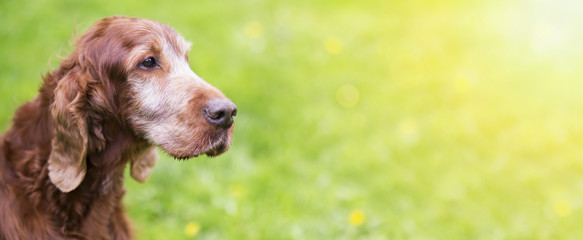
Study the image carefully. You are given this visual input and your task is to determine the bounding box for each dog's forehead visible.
[118,19,192,69]
[163,33,191,56]
[106,18,189,56]
[138,19,191,55]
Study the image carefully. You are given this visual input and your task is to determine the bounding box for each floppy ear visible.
[48,71,89,192]
[130,147,158,182]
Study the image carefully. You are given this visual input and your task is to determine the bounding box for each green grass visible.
[2,0,583,239]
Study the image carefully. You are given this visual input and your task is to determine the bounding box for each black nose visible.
[204,98,237,128]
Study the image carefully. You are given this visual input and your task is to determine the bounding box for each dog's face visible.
[118,19,236,159]
[47,16,236,192]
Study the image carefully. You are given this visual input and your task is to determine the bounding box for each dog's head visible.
[48,16,236,192]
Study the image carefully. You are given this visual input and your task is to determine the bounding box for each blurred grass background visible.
[2,0,583,239]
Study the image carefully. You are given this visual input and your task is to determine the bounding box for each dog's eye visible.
[139,57,157,69]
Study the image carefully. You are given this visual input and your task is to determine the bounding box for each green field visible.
[2,0,583,239]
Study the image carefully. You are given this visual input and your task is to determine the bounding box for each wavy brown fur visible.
[0,16,235,240]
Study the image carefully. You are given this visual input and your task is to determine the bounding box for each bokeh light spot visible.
[229,184,246,199]
[324,37,343,54]
[184,221,201,237]
[398,118,420,144]
[245,21,263,39]
[453,76,469,95]
[399,119,418,135]
[349,209,366,226]
[554,199,571,217]
[336,84,359,108]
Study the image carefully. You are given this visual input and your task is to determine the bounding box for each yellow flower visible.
[184,221,201,237]
[245,21,263,39]
[349,209,366,226]
[324,37,343,54]
[336,84,360,108]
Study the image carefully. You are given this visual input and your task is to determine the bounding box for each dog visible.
[0,16,236,239]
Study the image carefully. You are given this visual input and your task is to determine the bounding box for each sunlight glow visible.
[529,0,582,55]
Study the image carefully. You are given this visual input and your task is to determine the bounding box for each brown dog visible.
[0,16,236,239]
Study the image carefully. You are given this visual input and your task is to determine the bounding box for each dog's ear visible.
[130,147,158,182]
[48,71,90,192]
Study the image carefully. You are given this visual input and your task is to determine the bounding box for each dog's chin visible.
[166,138,231,160]
[204,141,230,157]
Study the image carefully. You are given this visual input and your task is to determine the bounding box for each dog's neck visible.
[1,81,147,237]
[51,108,147,233]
